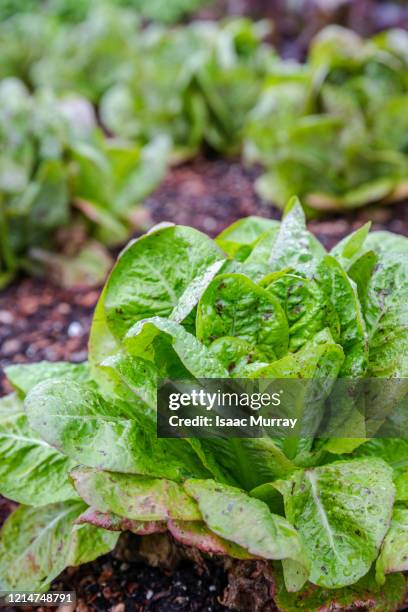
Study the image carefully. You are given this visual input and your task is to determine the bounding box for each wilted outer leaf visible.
[71,467,201,521]
[196,273,289,360]
[25,380,210,481]
[168,520,252,559]
[0,501,118,591]
[185,479,307,567]
[103,224,224,339]
[0,394,77,505]
[76,506,167,535]
[376,507,408,583]
[276,458,394,588]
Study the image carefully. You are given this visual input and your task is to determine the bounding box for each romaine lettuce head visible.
[0,76,168,289]
[246,26,408,211]
[1,199,407,609]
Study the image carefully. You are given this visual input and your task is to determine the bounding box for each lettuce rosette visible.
[0,199,407,609]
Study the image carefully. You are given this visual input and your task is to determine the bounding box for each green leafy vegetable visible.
[376,506,408,583]
[0,77,168,288]
[246,26,408,211]
[0,200,407,609]
[275,458,394,588]
[0,501,118,591]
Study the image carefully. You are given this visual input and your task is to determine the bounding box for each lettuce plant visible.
[245,26,408,211]
[0,199,407,608]
[99,18,275,156]
[0,0,212,25]
[0,78,168,288]
[0,8,275,156]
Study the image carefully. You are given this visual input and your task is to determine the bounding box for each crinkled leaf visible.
[71,467,201,521]
[25,380,210,481]
[103,224,224,339]
[250,328,344,380]
[196,273,289,360]
[317,255,367,376]
[352,439,408,475]
[198,437,297,492]
[0,501,118,591]
[208,336,268,377]
[0,394,77,505]
[264,272,339,351]
[275,458,394,588]
[98,353,157,413]
[215,216,279,261]
[376,507,408,583]
[185,479,307,567]
[267,198,325,275]
[124,316,228,378]
[362,234,408,376]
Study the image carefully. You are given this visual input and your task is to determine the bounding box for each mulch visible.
[1,157,407,610]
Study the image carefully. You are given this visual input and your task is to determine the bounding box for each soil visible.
[49,550,229,612]
[1,157,407,611]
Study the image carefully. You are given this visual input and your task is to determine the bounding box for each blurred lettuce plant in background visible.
[245,26,408,210]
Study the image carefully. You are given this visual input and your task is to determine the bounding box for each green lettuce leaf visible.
[5,361,92,397]
[103,224,224,339]
[25,379,210,480]
[124,316,228,379]
[71,467,201,521]
[376,506,408,583]
[274,565,406,612]
[0,394,77,505]
[196,273,289,360]
[185,479,308,568]
[0,501,118,591]
[275,458,395,588]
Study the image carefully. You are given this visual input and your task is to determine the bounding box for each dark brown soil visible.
[50,551,229,612]
[0,280,99,396]
[1,157,407,611]
[147,157,408,250]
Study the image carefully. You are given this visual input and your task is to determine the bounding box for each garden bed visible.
[1,157,408,610]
